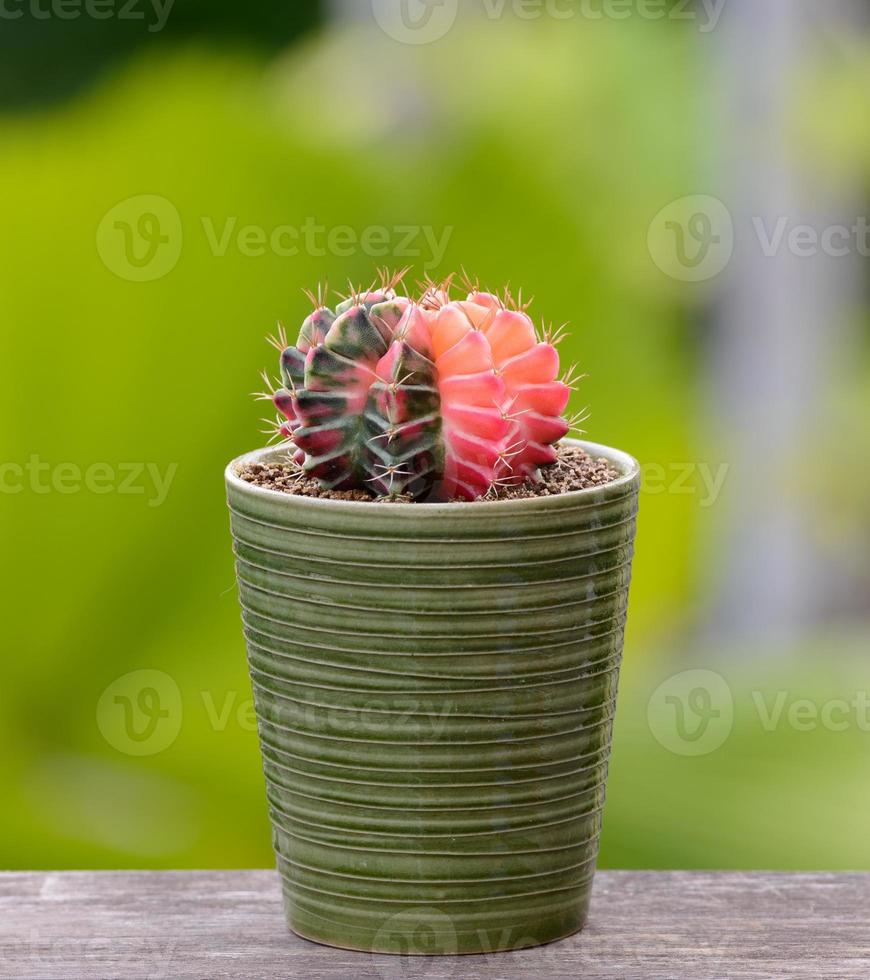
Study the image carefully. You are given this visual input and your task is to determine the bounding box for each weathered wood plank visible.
[1,871,868,980]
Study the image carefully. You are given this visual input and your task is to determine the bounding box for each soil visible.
[489,446,620,499]
[236,444,621,503]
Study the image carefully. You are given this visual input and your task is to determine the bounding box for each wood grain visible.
[1,871,868,979]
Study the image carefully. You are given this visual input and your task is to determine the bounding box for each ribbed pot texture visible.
[225,438,641,955]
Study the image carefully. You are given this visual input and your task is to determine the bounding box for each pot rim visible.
[225,437,640,515]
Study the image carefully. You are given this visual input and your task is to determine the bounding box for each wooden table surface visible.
[1,870,868,979]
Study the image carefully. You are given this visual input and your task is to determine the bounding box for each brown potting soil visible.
[236,443,620,503]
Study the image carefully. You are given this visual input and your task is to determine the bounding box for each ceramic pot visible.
[225,439,640,954]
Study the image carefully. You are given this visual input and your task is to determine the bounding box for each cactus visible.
[459,289,571,483]
[269,274,412,488]
[267,274,573,501]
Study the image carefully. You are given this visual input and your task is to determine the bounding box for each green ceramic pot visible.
[225,438,640,955]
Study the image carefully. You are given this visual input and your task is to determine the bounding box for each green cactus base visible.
[225,439,641,955]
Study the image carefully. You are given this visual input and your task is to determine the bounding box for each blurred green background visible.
[2,0,869,871]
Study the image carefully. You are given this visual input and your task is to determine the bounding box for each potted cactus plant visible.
[225,271,640,955]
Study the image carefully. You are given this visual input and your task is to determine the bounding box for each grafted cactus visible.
[270,276,411,489]
[432,289,571,484]
[361,306,443,498]
[272,303,334,447]
[266,273,574,501]
[426,302,511,499]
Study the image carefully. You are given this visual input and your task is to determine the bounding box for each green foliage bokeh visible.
[2,16,869,871]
